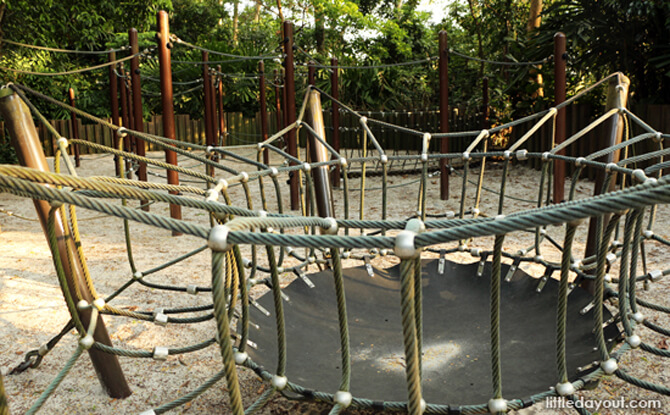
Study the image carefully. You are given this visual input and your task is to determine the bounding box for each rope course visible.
[0,70,669,415]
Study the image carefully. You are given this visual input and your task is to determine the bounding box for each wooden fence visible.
[1,105,668,177]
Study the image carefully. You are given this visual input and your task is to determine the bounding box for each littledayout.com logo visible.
[545,396,663,411]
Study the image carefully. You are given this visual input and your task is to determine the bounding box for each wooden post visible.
[273,69,283,136]
[0,89,131,399]
[330,57,341,188]
[308,61,316,86]
[439,30,450,200]
[108,50,121,176]
[217,65,226,148]
[306,90,334,218]
[259,61,270,165]
[129,28,148,211]
[118,64,132,174]
[283,21,299,210]
[553,32,567,204]
[202,52,214,150]
[157,10,183,232]
[583,73,630,293]
[67,88,81,167]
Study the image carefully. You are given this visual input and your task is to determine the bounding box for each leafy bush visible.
[0,140,19,164]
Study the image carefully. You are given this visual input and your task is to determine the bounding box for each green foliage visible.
[0,140,18,164]
[533,0,670,104]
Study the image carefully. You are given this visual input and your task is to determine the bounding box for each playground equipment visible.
[0,66,669,415]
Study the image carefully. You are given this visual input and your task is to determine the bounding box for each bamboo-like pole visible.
[0,89,131,399]
[330,57,341,188]
[553,32,567,204]
[108,50,121,177]
[259,61,270,165]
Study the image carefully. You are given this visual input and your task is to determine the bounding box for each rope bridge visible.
[0,72,668,415]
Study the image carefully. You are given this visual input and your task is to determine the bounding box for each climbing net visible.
[0,72,669,415]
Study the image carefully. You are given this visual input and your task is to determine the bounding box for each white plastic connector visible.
[321,217,338,235]
[653,132,663,142]
[605,162,617,172]
[92,298,106,311]
[359,116,367,124]
[488,398,507,414]
[515,150,528,161]
[239,172,249,183]
[534,255,543,262]
[600,358,618,374]
[462,152,471,161]
[421,153,428,162]
[208,225,231,252]
[495,214,506,221]
[77,300,89,311]
[643,230,654,239]
[334,391,353,408]
[153,346,169,360]
[555,382,576,396]
[57,137,69,148]
[206,189,218,202]
[272,375,288,390]
[394,230,419,259]
[631,312,644,323]
[470,248,482,257]
[154,313,168,326]
[270,167,279,177]
[302,163,311,172]
[234,351,249,364]
[187,284,198,295]
[340,157,348,167]
[575,157,586,167]
[446,211,456,219]
[380,154,388,164]
[632,169,648,183]
[604,274,612,283]
[38,344,49,356]
[217,179,229,191]
[541,152,550,161]
[206,145,214,155]
[139,410,157,415]
[626,335,641,348]
[648,270,663,282]
[503,150,512,160]
[405,218,425,234]
[79,335,95,350]
[606,253,617,266]
[380,249,388,256]
[116,127,128,137]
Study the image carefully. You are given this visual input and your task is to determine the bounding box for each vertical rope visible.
[211,251,244,415]
[628,210,645,314]
[25,346,84,415]
[331,248,351,392]
[266,244,287,375]
[556,223,577,383]
[618,210,640,337]
[413,256,423,378]
[399,259,422,414]
[490,234,505,399]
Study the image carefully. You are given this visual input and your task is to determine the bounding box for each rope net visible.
[0,72,669,415]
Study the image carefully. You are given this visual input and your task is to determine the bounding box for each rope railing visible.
[1,39,129,54]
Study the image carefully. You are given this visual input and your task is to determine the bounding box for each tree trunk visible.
[232,0,239,45]
[254,0,261,22]
[314,1,325,53]
[276,0,285,22]
[467,0,485,77]
[527,0,544,97]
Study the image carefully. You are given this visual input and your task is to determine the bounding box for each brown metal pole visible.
[202,52,214,149]
[157,10,183,231]
[68,88,81,167]
[308,62,315,86]
[259,61,270,165]
[283,21,299,210]
[482,77,489,129]
[439,30,450,200]
[118,65,132,174]
[281,68,288,144]
[583,73,630,293]
[330,57,341,188]
[217,65,226,149]
[0,89,131,399]
[306,90,334,218]
[129,28,147,190]
[273,69,283,132]
[109,50,121,177]
[553,32,567,204]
